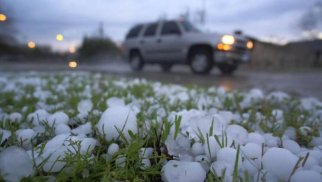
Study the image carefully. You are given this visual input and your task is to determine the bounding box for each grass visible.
[0,72,321,181]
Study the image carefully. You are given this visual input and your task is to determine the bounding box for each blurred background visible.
[0,0,322,98]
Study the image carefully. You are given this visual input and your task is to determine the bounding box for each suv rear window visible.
[143,23,158,37]
[126,25,143,39]
[161,21,181,35]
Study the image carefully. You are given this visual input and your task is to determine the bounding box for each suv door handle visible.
[140,40,145,44]
[157,39,162,43]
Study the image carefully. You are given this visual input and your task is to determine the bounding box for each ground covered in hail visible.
[0,72,322,182]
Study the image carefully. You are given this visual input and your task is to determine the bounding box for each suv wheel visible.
[129,51,144,71]
[189,49,213,74]
[217,63,238,75]
[160,64,173,72]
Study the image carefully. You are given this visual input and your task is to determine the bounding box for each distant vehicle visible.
[123,20,254,74]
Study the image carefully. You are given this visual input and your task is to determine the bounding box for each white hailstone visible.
[39,134,69,172]
[92,109,102,116]
[210,160,233,177]
[16,129,35,147]
[301,97,322,110]
[262,147,298,181]
[226,125,248,145]
[218,111,235,124]
[165,134,191,156]
[0,129,11,144]
[196,155,211,171]
[162,160,206,182]
[283,127,297,140]
[176,92,189,102]
[291,170,322,182]
[242,143,262,159]
[272,109,284,121]
[217,87,226,96]
[33,125,45,135]
[194,155,211,163]
[106,97,125,108]
[217,147,242,170]
[263,133,280,148]
[192,142,204,156]
[0,146,34,182]
[307,150,322,164]
[249,88,264,100]
[42,149,66,172]
[77,99,93,114]
[282,140,301,154]
[115,155,126,168]
[240,89,264,109]
[80,138,97,154]
[140,159,151,170]
[247,132,265,145]
[55,124,71,135]
[311,165,322,173]
[254,170,277,182]
[71,122,92,136]
[47,112,69,126]
[194,155,211,171]
[38,134,97,172]
[179,154,194,162]
[243,159,261,175]
[298,151,318,169]
[96,106,137,141]
[266,91,289,102]
[9,112,22,123]
[204,136,221,160]
[27,109,49,126]
[299,126,312,136]
[139,148,154,158]
[76,112,88,121]
[169,111,227,140]
[107,143,119,156]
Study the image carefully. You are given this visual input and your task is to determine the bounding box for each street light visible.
[56,34,64,41]
[0,13,7,22]
[68,61,78,69]
[27,41,36,49]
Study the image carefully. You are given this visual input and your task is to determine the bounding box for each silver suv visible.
[123,20,253,74]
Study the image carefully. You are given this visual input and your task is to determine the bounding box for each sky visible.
[1,0,321,51]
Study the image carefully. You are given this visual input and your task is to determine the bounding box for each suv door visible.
[158,21,186,62]
[140,23,161,62]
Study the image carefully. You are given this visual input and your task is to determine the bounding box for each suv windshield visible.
[180,21,200,33]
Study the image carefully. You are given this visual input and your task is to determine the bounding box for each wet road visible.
[1,61,322,99]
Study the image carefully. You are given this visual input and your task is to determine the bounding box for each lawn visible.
[0,72,321,182]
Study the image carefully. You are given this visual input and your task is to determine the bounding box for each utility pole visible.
[195,0,206,25]
[98,22,104,39]
[202,0,206,25]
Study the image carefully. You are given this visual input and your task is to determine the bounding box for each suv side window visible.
[143,23,158,37]
[126,25,143,39]
[161,21,181,35]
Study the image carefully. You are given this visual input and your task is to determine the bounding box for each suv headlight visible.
[222,35,235,45]
[247,41,254,49]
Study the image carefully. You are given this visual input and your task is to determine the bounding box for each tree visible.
[299,2,322,39]
[78,36,121,58]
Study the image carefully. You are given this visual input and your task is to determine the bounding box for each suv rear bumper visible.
[214,50,251,64]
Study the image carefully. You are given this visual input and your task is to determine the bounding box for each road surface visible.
[1,61,322,99]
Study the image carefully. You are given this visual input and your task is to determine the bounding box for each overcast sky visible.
[2,0,320,51]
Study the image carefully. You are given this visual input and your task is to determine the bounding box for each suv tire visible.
[160,64,173,72]
[217,63,238,75]
[129,51,144,71]
[189,48,213,74]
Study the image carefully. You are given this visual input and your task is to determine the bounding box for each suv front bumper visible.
[214,50,251,64]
